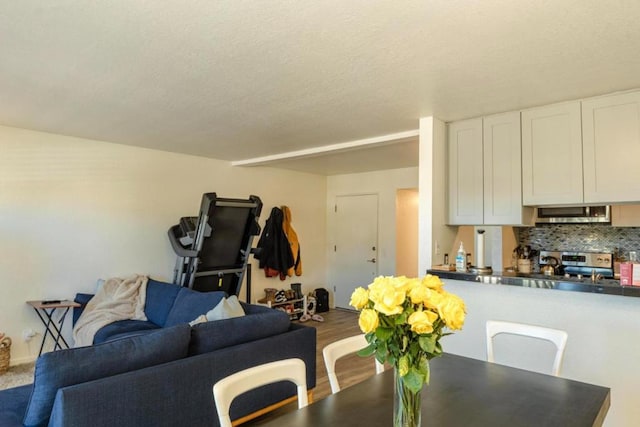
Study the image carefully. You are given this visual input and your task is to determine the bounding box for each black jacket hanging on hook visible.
[254,207,294,280]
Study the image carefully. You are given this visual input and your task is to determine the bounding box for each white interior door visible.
[332,194,378,309]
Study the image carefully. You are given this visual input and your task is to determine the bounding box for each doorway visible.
[331,194,379,309]
[395,188,419,277]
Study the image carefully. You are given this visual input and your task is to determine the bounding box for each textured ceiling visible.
[2,1,640,174]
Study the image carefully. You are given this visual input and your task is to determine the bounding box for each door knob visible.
[366,258,376,263]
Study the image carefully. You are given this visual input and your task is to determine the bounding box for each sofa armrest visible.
[0,384,33,427]
[72,293,94,326]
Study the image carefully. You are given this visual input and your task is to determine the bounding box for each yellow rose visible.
[368,277,406,316]
[422,289,443,311]
[358,308,379,333]
[367,277,385,303]
[376,287,406,316]
[422,275,444,291]
[368,276,392,300]
[350,287,369,310]
[408,284,431,305]
[437,292,466,330]
[408,310,439,334]
[390,276,413,293]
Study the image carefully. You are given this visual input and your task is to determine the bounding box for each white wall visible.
[0,125,326,363]
[326,167,418,304]
[419,116,456,273]
[441,279,638,427]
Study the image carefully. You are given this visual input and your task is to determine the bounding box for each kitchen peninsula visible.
[423,267,640,427]
[428,269,640,298]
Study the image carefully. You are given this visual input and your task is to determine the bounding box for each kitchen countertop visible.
[427,269,640,298]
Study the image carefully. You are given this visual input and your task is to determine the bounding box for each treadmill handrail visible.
[215,200,261,209]
[193,268,245,277]
[168,225,199,258]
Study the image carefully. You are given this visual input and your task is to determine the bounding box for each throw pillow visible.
[189,315,207,326]
[205,295,245,321]
[144,278,182,326]
[188,295,246,326]
[23,324,190,427]
[163,288,225,327]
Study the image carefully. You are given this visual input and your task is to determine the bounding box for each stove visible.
[539,250,614,278]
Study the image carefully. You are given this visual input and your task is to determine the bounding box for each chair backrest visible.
[322,334,385,394]
[213,358,308,427]
[486,320,568,376]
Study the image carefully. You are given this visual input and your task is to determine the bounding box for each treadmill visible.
[168,193,262,296]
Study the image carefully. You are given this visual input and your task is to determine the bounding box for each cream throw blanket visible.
[72,275,148,347]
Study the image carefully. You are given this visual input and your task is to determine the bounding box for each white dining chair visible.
[323,334,385,394]
[213,358,308,427]
[486,320,568,376]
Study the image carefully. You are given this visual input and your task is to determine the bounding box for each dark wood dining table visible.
[259,353,610,427]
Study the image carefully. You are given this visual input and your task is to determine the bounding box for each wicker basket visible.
[0,336,11,375]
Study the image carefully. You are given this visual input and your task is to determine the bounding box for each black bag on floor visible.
[314,288,329,313]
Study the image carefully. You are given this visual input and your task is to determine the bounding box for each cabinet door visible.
[522,102,583,205]
[483,112,533,225]
[611,205,640,227]
[448,118,483,224]
[583,91,640,203]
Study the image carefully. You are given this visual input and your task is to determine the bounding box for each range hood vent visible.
[534,206,611,224]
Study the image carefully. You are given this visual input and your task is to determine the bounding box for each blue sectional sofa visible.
[0,279,316,427]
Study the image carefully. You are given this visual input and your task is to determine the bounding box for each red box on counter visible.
[620,262,640,286]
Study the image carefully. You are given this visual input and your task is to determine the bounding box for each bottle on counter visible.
[455,242,466,272]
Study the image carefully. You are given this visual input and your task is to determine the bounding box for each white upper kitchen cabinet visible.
[448,118,483,224]
[522,101,583,205]
[448,114,533,226]
[582,90,640,203]
[483,112,533,225]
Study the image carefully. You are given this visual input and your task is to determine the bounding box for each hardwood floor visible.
[246,308,383,425]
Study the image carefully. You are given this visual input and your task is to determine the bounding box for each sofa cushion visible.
[188,303,290,355]
[93,319,161,344]
[164,288,226,327]
[144,278,182,326]
[23,323,191,427]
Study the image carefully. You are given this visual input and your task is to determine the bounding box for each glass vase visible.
[393,368,422,427]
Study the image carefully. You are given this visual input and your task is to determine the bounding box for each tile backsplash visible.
[516,224,640,260]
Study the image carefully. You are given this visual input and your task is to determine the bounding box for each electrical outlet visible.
[22,329,37,342]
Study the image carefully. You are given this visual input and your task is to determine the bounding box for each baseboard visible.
[10,355,37,366]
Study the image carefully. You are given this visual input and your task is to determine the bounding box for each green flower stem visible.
[394,368,422,427]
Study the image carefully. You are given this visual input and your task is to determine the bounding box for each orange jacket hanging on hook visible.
[281,205,302,277]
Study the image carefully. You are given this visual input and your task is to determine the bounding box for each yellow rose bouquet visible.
[350,275,466,393]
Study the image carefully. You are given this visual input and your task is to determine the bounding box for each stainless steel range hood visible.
[534,206,611,224]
